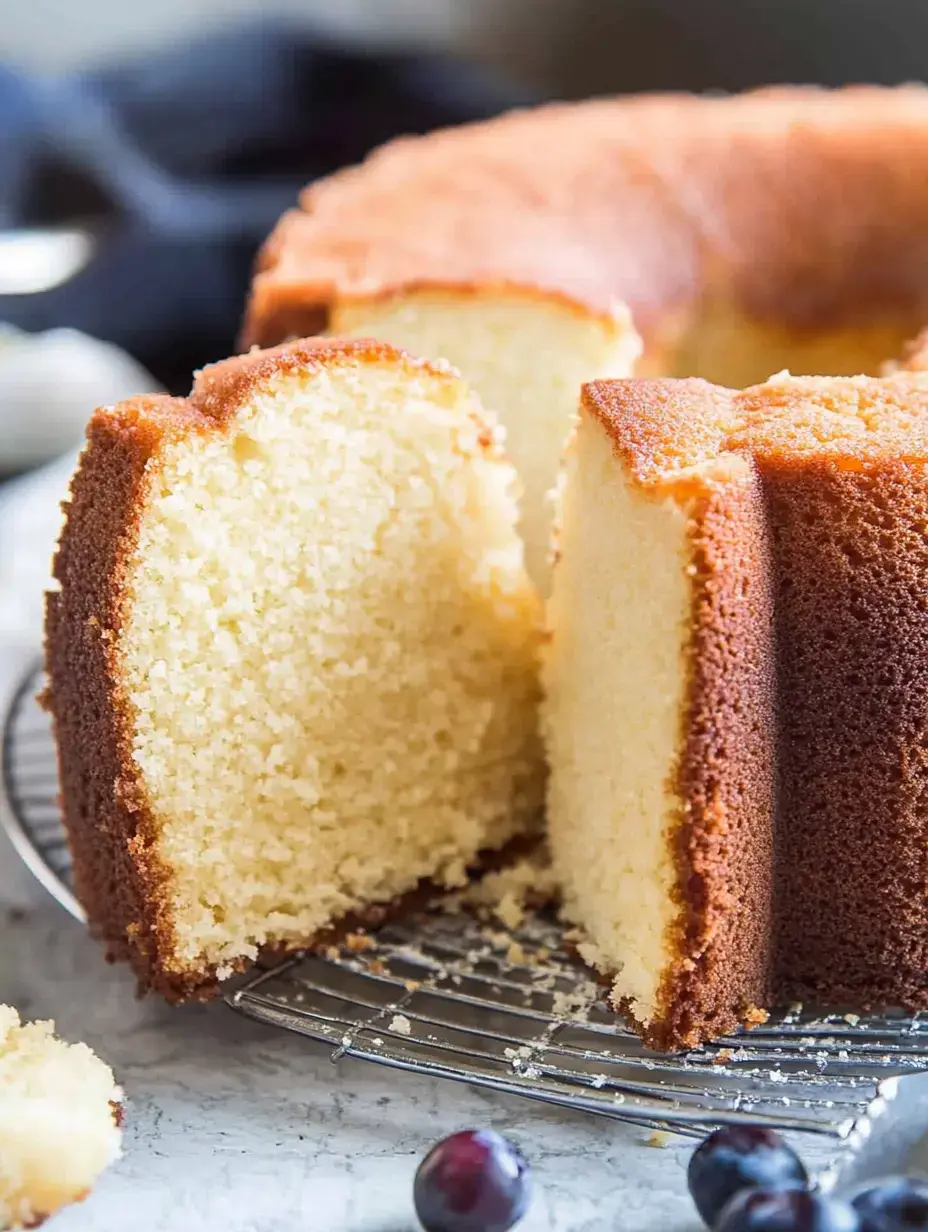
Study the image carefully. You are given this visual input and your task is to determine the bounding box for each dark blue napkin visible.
[0,22,535,391]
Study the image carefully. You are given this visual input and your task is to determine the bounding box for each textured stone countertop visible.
[0,644,836,1232]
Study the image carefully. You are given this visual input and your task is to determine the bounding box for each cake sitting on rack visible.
[44,337,542,999]
[0,1006,122,1230]
[542,370,928,1051]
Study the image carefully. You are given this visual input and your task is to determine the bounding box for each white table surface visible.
[0,641,843,1232]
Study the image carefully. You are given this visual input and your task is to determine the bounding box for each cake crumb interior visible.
[543,413,693,1026]
[119,359,542,974]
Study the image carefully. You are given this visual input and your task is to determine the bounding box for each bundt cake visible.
[0,1006,122,1230]
[542,370,928,1050]
[242,86,928,591]
[44,337,542,998]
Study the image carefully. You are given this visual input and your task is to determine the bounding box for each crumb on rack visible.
[345,932,375,953]
[506,941,527,965]
[453,848,558,929]
[389,1014,412,1036]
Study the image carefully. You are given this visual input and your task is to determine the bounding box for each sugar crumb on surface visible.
[389,1014,412,1036]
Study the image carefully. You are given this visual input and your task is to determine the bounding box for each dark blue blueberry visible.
[716,1187,861,1232]
[688,1126,810,1226]
[851,1178,928,1232]
[413,1129,530,1232]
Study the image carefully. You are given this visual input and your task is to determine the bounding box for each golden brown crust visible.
[43,337,498,1001]
[761,457,928,1011]
[647,463,776,1051]
[191,335,456,424]
[44,393,190,999]
[242,86,928,356]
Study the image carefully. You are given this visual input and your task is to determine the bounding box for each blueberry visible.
[851,1178,928,1232]
[715,1187,861,1231]
[688,1126,810,1226]
[413,1129,530,1232]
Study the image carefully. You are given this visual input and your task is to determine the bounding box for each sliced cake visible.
[0,1006,122,1230]
[543,371,928,1050]
[45,338,542,999]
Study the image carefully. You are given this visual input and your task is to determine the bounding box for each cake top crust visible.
[91,336,460,449]
[584,369,928,490]
[245,86,928,345]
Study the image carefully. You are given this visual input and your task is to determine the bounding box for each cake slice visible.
[543,371,928,1050]
[0,1006,122,1230]
[45,338,542,999]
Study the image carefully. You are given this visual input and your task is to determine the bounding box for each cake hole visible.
[232,433,267,466]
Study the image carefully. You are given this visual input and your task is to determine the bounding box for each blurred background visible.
[2,0,928,637]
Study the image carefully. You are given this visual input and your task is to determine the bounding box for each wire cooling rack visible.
[3,661,926,1142]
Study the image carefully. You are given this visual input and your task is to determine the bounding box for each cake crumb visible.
[647,1131,672,1148]
[504,1045,533,1063]
[712,1049,733,1065]
[324,946,340,962]
[389,1014,412,1036]
[843,1013,861,1026]
[345,932,375,953]
[506,941,527,965]
[744,1006,769,1029]
[482,928,511,952]
[590,1073,608,1089]
[458,849,558,928]
[404,979,421,993]
[367,959,386,976]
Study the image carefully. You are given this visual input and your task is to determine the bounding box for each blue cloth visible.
[0,23,535,390]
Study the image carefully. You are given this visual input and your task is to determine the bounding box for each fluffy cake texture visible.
[0,1006,122,1230]
[45,338,542,997]
[543,371,928,1050]
[330,291,640,592]
[243,87,928,590]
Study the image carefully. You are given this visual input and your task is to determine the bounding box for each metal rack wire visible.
[4,661,926,1142]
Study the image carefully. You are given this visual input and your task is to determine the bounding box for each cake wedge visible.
[45,338,542,999]
[543,372,928,1050]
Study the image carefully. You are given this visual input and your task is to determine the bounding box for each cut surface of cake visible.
[543,371,928,1050]
[45,337,542,998]
[0,1006,122,1230]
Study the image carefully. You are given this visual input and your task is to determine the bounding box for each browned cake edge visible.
[42,337,482,1002]
[631,471,777,1051]
[762,457,928,1012]
[43,391,195,999]
[581,381,776,1050]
